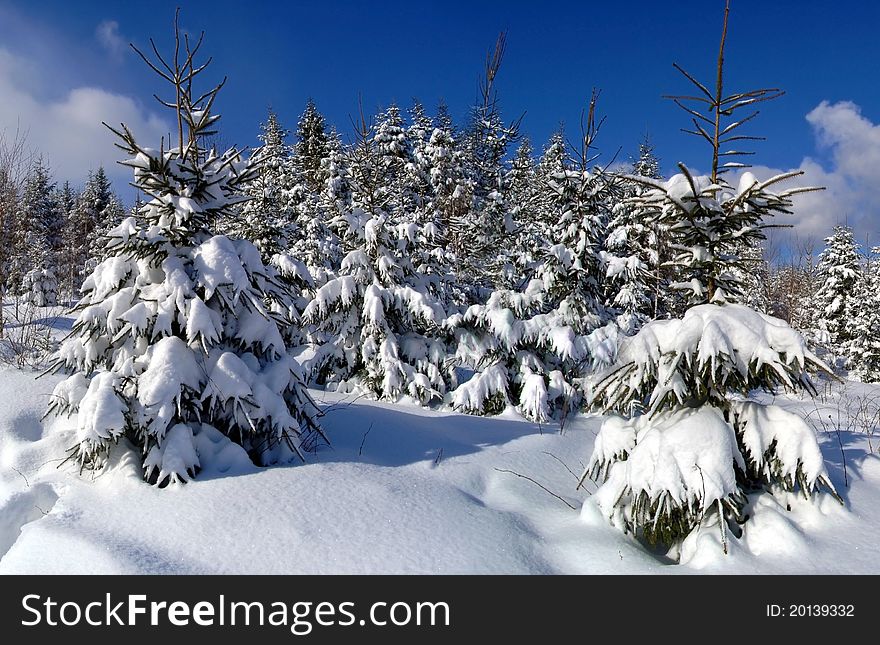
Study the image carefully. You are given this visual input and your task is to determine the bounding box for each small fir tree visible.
[603,137,664,330]
[811,225,862,361]
[584,1,837,555]
[10,158,60,295]
[302,116,452,404]
[45,15,322,485]
[848,247,880,381]
[226,110,294,263]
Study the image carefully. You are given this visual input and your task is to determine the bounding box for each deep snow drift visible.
[1,355,879,574]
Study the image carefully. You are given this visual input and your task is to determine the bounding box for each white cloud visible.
[748,101,880,249]
[0,47,169,193]
[95,20,125,62]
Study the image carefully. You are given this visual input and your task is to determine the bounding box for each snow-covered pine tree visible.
[292,99,330,194]
[371,104,417,226]
[225,110,294,263]
[0,129,30,337]
[632,136,660,179]
[284,104,343,284]
[46,17,322,485]
[585,303,838,547]
[68,167,123,284]
[507,137,538,222]
[90,193,126,264]
[587,170,838,552]
[302,112,452,405]
[449,104,617,423]
[811,225,862,362]
[406,100,433,174]
[404,101,437,245]
[603,137,663,330]
[420,122,468,305]
[849,246,880,381]
[448,130,570,425]
[501,137,542,289]
[12,158,61,304]
[21,267,59,308]
[434,99,454,133]
[536,104,611,339]
[284,102,332,275]
[447,280,618,423]
[584,1,837,554]
[298,129,347,283]
[454,32,519,292]
[56,181,80,298]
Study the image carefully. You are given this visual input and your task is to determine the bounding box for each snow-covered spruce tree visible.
[734,238,773,314]
[299,130,347,282]
[222,110,294,264]
[811,225,862,362]
[587,174,839,551]
[585,304,838,547]
[292,99,331,194]
[444,136,557,421]
[848,247,880,381]
[21,267,59,308]
[217,112,315,349]
[501,137,543,289]
[434,99,455,132]
[454,33,519,292]
[45,19,322,485]
[302,114,453,405]
[420,122,468,305]
[69,167,125,279]
[10,158,61,297]
[1,129,31,337]
[56,180,80,298]
[536,98,613,340]
[91,194,126,264]
[403,102,438,239]
[447,280,618,422]
[584,2,837,553]
[372,104,418,225]
[287,101,344,283]
[406,100,433,176]
[449,101,618,422]
[603,138,663,332]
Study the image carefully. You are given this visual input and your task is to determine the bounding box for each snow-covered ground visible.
[1,344,879,573]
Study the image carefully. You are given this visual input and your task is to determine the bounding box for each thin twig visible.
[494,467,577,510]
[831,414,849,488]
[12,466,29,488]
[321,392,367,415]
[358,422,374,457]
[541,451,579,481]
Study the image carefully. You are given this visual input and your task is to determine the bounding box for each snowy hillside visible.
[2,356,879,574]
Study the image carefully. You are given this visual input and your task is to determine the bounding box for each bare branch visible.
[671,63,714,100]
[130,43,174,83]
[494,468,578,510]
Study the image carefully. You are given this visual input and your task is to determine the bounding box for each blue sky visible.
[2,0,880,247]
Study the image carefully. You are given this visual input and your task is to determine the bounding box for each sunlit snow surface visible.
[0,349,878,573]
